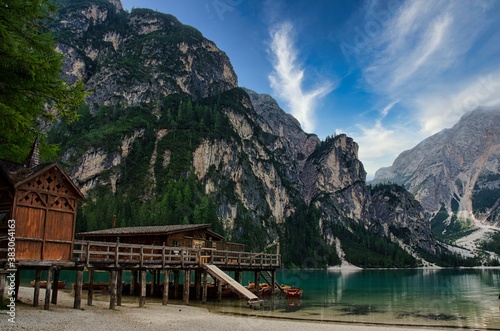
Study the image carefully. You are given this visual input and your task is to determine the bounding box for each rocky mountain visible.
[48,0,445,267]
[374,108,500,241]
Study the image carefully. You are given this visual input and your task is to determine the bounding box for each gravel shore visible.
[0,287,437,331]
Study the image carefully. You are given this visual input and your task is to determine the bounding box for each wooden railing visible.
[72,240,280,269]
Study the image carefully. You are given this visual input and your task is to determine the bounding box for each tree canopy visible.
[0,0,85,162]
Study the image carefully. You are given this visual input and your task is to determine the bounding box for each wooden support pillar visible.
[33,268,41,307]
[51,268,60,304]
[74,269,83,309]
[173,270,179,298]
[195,270,201,300]
[217,279,222,302]
[272,270,277,296]
[109,269,117,309]
[117,269,123,306]
[130,270,136,295]
[183,270,190,304]
[162,270,170,305]
[0,271,7,307]
[139,270,146,307]
[156,270,161,296]
[254,271,260,297]
[150,270,155,296]
[14,269,20,301]
[44,267,53,310]
[202,271,208,304]
[87,268,94,306]
[235,271,242,284]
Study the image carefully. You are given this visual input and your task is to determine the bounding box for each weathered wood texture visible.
[72,240,280,270]
[0,164,83,262]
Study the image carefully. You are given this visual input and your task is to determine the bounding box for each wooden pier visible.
[1,238,280,310]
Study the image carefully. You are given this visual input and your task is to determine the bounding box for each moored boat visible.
[281,285,303,299]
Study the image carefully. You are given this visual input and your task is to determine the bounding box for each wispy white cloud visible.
[268,21,334,132]
[347,0,500,177]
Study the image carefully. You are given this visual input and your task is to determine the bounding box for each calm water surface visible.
[20,268,500,329]
[207,269,500,330]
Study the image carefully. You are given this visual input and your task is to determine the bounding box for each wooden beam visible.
[117,269,123,306]
[109,269,117,309]
[51,268,60,304]
[162,270,170,305]
[14,269,20,301]
[183,270,190,304]
[43,268,52,310]
[202,271,207,304]
[74,269,83,309]
[130,270,136,295]
[195,270,201,300]
[139,270,146,307]
[217,279,222,302]
[235,271,242,284]
[173,270,179,299]
[33,268,41,307]
[150,270,155,296]
[254,271,260,298]
[87,268,94,306]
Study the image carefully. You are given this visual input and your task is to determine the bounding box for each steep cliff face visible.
[52,0,237,111]
[50,0,439,266]
[374,108,500,230]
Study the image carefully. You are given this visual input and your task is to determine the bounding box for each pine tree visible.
[0,0,85,161]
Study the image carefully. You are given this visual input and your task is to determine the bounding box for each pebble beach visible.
[0,287,450,331]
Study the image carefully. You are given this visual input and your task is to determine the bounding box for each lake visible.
[20,268,500,329]
[208,268,500,330]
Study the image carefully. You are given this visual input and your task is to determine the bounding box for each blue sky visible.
[121,0,500,179]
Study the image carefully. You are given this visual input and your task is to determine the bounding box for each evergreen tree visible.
[0,0,85,161]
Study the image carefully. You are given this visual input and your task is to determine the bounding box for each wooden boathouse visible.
[0,141,281,311]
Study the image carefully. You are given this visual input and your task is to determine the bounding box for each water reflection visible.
[210,268,500,329]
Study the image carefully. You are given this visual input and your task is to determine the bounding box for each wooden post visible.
[117,269,123,306]
[14,269,20,301]
[162,270,170,305]
[139,270,146,307]
[87,268,94,306]
[150,270,155,296]
[33,268,41,307]
[235,271,242,284]
[202,271,208,304]
[217,279,222,302]
[183,270,190,304]
[130,270,136,295]
[51,268,60,304]
[254,271,260,297]
[195,270,201,300]
[271,270,276,296]
[44,267,53,310]
[173,270,179,298]
[0,271,7,307]
[74,269,83,309]
[109,269,117,309]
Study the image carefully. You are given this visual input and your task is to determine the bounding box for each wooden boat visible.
[31,280,66,289]
[281,285,303,299]
[245,282,280,296]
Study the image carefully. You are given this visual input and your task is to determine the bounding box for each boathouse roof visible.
[77,223,224,240]
[0,158,85,199]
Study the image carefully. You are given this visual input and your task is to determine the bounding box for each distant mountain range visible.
[46,0,498,267]
[374,108,500,249]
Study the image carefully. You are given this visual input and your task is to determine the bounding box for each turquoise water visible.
[20,268,500,329]
[209,268,500,330]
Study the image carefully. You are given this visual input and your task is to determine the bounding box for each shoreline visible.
[0,287,486,331]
